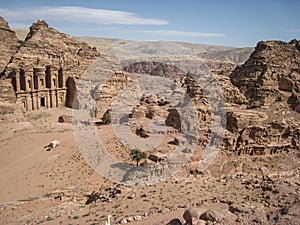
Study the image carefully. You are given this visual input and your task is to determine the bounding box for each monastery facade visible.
[11,66,67,111]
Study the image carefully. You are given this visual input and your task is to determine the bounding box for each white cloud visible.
[0,6,168,25]
[141,29,225,37]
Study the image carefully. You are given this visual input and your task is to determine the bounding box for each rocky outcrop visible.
[131,95,170,120]
[91,70,131,116]
[0,17,20,74]
[288,93,300,112]
[0,79,24,122]
[230,40,300,107]
[4,19,100,80]
[123,61,187,79]
[226,109,268,133]
[0,17,22,120]
[218,40,300,156]
[166,109,181,131]
[235,123,291,156]
[216,75,248,105]
[85,186,121,205]
[223,118,300,156]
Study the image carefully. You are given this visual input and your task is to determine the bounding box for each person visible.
[105,215,111,225]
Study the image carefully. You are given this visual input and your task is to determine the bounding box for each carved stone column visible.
[24,69,34,91]
[14,69,20,92]
[50,66,59,89]
[32,92,37,110]
[34,67,46,90]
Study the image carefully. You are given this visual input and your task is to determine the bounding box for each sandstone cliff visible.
[0,17,20,74]
[0,17,22,121]
[230,40,300,108]
[221,40,300,157]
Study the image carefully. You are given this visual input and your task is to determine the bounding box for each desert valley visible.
[0,15,300,225]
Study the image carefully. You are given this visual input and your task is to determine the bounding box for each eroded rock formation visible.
[230,40,300,108]
[0,17,19,74]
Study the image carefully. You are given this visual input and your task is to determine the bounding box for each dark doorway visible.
[40,97,46,107]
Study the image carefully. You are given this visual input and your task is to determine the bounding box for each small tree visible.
[101,109,111,124]
[89,107,96,118]
[130,147,147,166]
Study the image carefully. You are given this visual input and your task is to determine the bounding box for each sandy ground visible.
[0,108,299,225]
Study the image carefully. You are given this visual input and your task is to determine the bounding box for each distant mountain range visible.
[13,28,254,64]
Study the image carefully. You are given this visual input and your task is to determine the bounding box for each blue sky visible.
[0,0,299,47]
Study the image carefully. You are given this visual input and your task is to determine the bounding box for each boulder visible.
[136,126,149,138]
[200,209,237,223]
[132,106,146,118]
[166,218,182,225]
[183,207,205,225]
[58,115,73,123]
[288,93,300,113]
[133,215,142,221]
[282,201,300,216]
[199,210,217,222]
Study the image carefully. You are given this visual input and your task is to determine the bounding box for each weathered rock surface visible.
[230,40,300,107]
[0,17,20,74]
[226,108,268,133]
[288,93,300,112]
[0,79,23,121]
[0,17,21,119]
[183,207,204,224]
[123,61,187,79]
[216,75,248,105]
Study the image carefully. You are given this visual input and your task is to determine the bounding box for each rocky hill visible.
[76,37,253,64]
[230,40,300,109]
[5,19,100,79]
[0,17,20,74]
[13,28,254,65]
[198,46,254,64]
